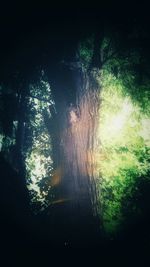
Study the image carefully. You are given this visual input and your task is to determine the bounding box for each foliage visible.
[79,36,94,68]
[0,72,55,213]
[100,37,150,114]
[96,70,150,236]
[25,75,55,212]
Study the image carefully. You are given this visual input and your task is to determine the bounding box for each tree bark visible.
[49,64,101,217]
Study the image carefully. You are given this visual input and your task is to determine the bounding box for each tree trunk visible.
[50,65,101,218]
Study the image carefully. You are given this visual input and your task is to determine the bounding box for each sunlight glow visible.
[97,96,138,147]
[112,100,133,130]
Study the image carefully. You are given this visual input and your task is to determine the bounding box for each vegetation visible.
[97,69,150,236]
[25,76,54,211]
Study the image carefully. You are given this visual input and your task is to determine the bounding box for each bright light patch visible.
[97,95,140,147]
[108,99,133,135]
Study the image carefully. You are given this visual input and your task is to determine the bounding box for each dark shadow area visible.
[0,153,150,266]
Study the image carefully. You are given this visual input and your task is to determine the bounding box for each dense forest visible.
[0,2,150,264]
